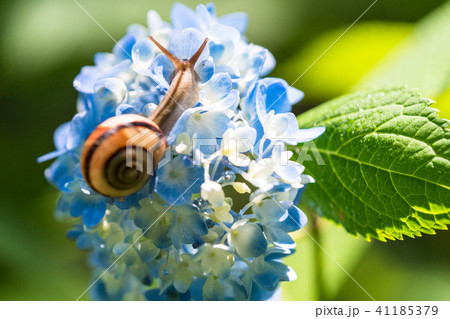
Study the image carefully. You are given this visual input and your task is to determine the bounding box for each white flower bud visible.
[201,180,225,207]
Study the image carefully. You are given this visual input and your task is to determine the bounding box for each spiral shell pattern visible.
[81,114,167,197]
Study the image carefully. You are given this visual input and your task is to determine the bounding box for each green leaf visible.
[296,86,450,241]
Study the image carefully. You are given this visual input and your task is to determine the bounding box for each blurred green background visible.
[0,0,449,301]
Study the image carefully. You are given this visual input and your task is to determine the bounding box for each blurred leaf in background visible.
[276,1,450,115]
[355,1,450,103]
[282,218,371,301]
[340,230,450,300]
[0,196,90,300]
[276,22,413,105]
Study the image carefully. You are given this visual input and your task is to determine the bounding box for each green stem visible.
[311,215,326,300]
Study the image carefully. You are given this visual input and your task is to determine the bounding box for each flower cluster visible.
[40,3,324,300]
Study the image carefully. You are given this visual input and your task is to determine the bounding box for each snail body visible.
[80,36,209,198]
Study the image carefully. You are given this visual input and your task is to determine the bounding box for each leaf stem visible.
[311,215,326,300]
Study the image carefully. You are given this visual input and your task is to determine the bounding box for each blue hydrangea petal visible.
[115,104,138,116]
[134,204,163,230]
[194,57,215,83]
[214,88,239,111]
[37,122,70,163]
[94,78,128,102]
[250,184,292,202]
[170,3,201,30]
[293,186,305,206]
[68,192,106,227]
[261,49,276,76]
[161,286,191,301]
[69,193,87,218]
[229,223,267,258]
[101,59,132,81]
[252,199,287,222]
[296,127,326,143]
[204,3,216,17]
[171,225,184,250]
[168,109,232,147]
[227,270,252,300]
[147,10,167,33]
[244,78,302,135]
[260,78,293,114]
[149,225,172,249]
[44,154,76,192]
[208,24,240,48]
[132,38,155,71]
[287,86,304,105]
[112,243,139,265]
[264,247,293,260]
[139,240,160,263]
[190,278,207,301]
[197,88,239,114]
[113,33,136,61]
[92,78,128,121]
[249,283,278,301]
[37,149,67,163]
[73,66,102,94]
[114,181,154,209]
[66,227,82,240]
[169,28,209,63]
[144,289,166,301]
[66,111,90,150]
[264,227,295,248]
[209,42,225,62]
[278,202,307,232]
[201,73,232,103]
[173,269,193,293]
[53,122,71,151]
[234,46,265,94]
[195,4,214,28]
[156,156,204,205]
[251,258,296,292]
[94,52,115,68]
[189,110,233,138]
[251,264,279,291]
[177,205,208,236]
[82,196,107,227]
[282,112,301,135]
[149,54,175,89]
[126,23,148,39]
[135,208,173,248]
[275,161,304,183]
[217,90,240,112]
[203,276,225,301]
[76,233,95,250]
[89,248,113,268]
[268,260,297,282]
[228,278,248,301]
[74,60,131,94]
[54,194,72,221]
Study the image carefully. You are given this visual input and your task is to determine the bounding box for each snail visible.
[80,36,209,198]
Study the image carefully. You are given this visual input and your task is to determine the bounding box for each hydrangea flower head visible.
[40,2,324,301]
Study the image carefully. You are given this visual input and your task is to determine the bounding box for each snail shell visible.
[80,114,166,198]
